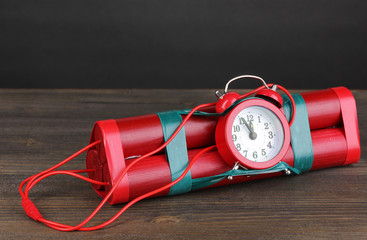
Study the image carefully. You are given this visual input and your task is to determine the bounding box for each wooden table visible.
[0,89,366,239]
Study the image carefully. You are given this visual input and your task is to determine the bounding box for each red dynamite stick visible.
[95,88,343,159]
[301,89,342,130]
[103,127,347,202]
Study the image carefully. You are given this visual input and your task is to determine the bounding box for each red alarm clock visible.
[215,75,291,169]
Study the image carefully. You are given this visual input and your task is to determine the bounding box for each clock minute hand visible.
[242,119,251,132]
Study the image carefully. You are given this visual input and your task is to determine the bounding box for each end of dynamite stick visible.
[87,120,130,205]
[330,87,361,165]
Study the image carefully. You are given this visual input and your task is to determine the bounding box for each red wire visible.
[20,84,296,231]
[41,145,217,231]
[20,102,216,231]
[277,85,296,126]
[239,85,267,99]
[238,84,296,126]
[27,170,108,190]
[19,140,101,199]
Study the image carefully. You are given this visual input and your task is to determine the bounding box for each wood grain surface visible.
[0,89,366,239]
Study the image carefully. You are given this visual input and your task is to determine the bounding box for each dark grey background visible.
[1,1,366,89]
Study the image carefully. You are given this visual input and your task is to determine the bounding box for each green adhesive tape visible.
[282,93,314,173]
[157,111,192,195]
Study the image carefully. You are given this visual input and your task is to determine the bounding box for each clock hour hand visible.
[249,121,257,140]
[242,119,257,140]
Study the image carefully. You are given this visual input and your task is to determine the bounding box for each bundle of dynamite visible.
[20,76,360,231]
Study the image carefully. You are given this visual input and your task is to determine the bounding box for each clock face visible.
[231,106,285,163]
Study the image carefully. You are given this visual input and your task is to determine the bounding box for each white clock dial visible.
[231,106,285,162]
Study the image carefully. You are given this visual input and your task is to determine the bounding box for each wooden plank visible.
[0,89,366,239]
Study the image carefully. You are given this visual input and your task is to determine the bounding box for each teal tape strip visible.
[192,161,301,190]
[157,111,192,195]
[282,94,314,173]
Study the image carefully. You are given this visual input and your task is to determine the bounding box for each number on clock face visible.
[231,106,285,162]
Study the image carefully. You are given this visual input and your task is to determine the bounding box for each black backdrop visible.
[1,1,366,89]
